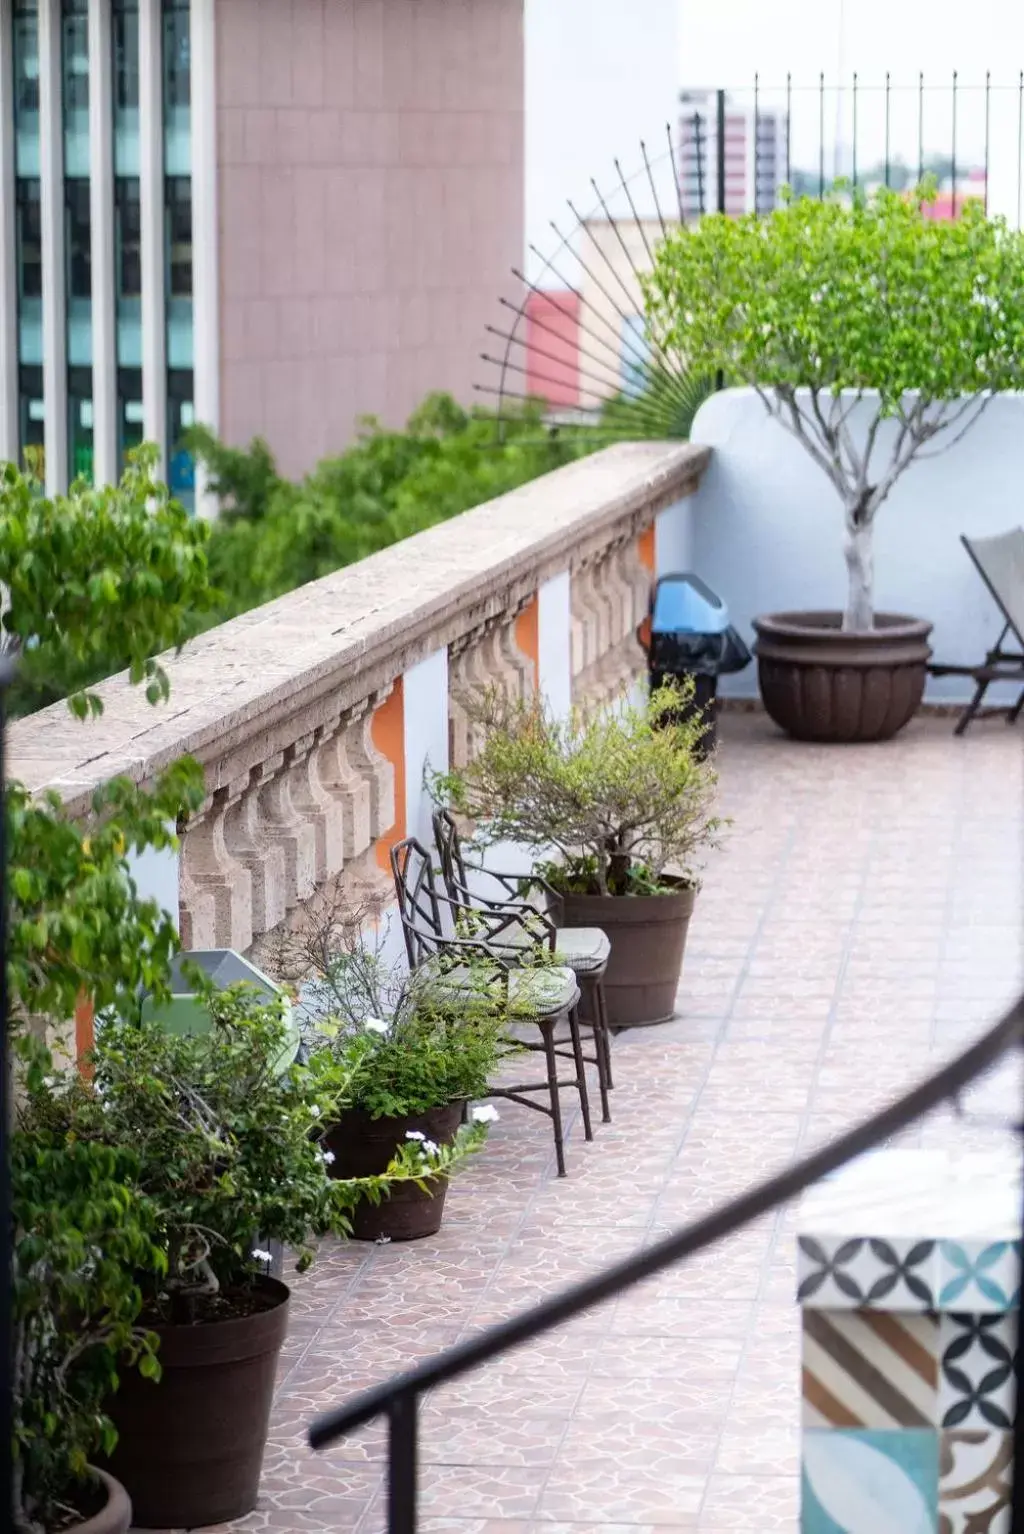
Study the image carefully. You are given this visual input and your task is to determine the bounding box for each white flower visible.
[421,1139,439,1157]
[405,1130,426,1142]
[310,1105,322,1119]
[364,1017,389,1035]
[251,1248,273,1265]
[320,1148,336,1166]
[471,1105,500,1125]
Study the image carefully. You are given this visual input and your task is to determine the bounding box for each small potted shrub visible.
[643,185,1024,741]
[38,985,451,1530]
[434,682,723,1028]
[11,1105,163,1534]
[296,934,505,1241]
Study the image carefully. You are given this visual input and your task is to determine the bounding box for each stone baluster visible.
[179,782,254,952]
[448,609,536,769]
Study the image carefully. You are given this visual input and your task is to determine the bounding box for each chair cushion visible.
[555,927,611,972]
[423,962,579,1019]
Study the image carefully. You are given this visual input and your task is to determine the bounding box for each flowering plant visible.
[26,983,459,1325]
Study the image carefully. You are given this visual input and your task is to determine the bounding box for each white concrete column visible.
[138,0,165,470]
[190,0,218,517]
[39,0,67,493]
[88,0,116,485]
[0,0,19,461]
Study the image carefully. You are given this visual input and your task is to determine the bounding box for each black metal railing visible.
[310,991,1024,1532]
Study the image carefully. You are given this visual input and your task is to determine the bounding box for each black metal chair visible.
[432,808,613,1123]
[390,836,593,1176]
[928,529,1024,735]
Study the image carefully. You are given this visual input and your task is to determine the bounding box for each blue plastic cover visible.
[651,574,730,635]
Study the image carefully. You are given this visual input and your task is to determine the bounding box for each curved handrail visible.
[310,991,1024,1451]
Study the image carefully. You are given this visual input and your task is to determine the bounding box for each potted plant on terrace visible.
[10,1120,162,1534]
[36,985,455,1530]
[434,682,722,1028]
[278,908,506,1240]
[642,185,1024,742]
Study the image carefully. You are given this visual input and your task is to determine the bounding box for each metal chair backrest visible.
[962,528,1024,647]
[389,837,448,969]
[432,808,471,910]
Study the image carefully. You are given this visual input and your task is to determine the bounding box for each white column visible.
[138,0,165,472]
[88,0,116,485]
[190,0,217,517]
[0,0,19,461]
[39,0,67,493]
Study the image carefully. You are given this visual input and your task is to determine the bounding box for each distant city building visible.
[677,88,788,218]
[0,0,524,501]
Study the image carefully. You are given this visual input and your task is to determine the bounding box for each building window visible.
[117,366,144,469]
[12,0,40,177]
[68,366,94,482]
[167,368,194,513]
[18,365,45,457]
[162,0,190,177]
[163,0,193,500]
[112,0,140,177]
[61,0,89,177]
[114,177,141,369]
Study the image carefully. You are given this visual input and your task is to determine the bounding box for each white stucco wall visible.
[689,387,1024,704]
[538,570,572,721]
[655,494,695,579]
[403,647,449,846]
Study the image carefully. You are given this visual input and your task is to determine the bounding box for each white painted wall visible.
[403,647,449,846]
[524,0,680,281]
[689,387,1024,705]
[655,494,695,578]
[538,571,572,720]
[127,842,180,933]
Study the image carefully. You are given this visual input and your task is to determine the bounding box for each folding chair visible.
[390,836,592,1177]
[928,528,1024,736]
[433,808,614,1124]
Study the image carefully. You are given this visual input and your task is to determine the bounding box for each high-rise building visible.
[677,88,788,219]
[0,0,524,502]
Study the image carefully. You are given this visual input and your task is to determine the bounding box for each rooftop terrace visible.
[189,710,1023,1534]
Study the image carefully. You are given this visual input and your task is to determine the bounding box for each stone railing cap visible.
[10,440,709,811]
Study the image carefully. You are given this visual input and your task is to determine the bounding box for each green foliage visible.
[643,186,1024,627]
[11,1128,164,1534]
[193,395,592,619]
[299,942,512,1119]
[434,682,723,897]
[0,449,217,719]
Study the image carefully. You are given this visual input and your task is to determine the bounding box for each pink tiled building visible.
[0,0,524,495]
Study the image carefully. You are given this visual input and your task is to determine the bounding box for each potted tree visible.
[277,907,508,1241]
[10,1115,162,1534]
[643,186,1024,742]
[434,682,723,1028]
[38,985,454,1530]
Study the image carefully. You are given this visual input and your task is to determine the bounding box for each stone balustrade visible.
[10,441,709,963]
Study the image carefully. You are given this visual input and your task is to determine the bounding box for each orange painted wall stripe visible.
[637,524,656,573]
[74,991,95,1077]
[371,678,406,873]
[514,595,540,689]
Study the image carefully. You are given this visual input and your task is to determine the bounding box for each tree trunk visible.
[842,517,874,632]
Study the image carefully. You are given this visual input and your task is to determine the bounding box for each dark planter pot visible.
[105,1276,289,1529]
[70,1469,132,1534]
[558,879,697,1029]
[753,611,933,744]
[324,1101,464,1241]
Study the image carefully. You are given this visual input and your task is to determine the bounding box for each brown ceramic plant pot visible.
[323,1101,465,1241]
[558,877,697,1029]
[104,1276,289,1529]
[69,1470,132,1534]
[753,611,933,743]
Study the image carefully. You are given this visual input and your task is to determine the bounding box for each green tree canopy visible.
[642,187,1024,628]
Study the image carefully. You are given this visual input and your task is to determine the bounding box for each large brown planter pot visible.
[70,1469,132,1534]
[558,879,697,1029]
[324,1101,464,1241]
[105,1276,289,1529]
[753,611,933,743]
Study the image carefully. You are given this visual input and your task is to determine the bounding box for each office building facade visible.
[0,0,524,502]
[678,87,788,219]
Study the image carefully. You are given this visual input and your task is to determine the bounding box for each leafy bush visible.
[1,449,216,718]
[643,185,1024,630]
[434,682,724,896]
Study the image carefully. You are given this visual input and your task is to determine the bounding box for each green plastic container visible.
[141,949,299,1075]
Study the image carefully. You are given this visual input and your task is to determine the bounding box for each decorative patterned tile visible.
[801,1428,938,1532]
[939,1313,1017,1430]
[802,1310,939,1428]
[798,1237,938,1311]
[938,1243,1021,1313]
[939,1431,1012,1534]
